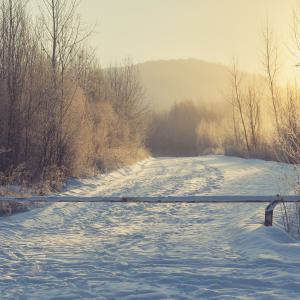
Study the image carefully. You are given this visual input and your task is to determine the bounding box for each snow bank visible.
[1,155,300,299]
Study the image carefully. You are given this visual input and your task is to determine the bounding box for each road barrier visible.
[0,195,299,226]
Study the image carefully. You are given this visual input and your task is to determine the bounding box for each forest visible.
[147,26,300,165]
[1,0,300,193]
[1,2,300,298]
[0,0,148,192]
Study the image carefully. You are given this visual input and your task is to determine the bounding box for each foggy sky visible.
[32,0,298,80]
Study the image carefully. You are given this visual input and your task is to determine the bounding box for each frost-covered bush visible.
[278,202,300,240]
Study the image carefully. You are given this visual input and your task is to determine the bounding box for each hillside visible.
[137,59,231,110]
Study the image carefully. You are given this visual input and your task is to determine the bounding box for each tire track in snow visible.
[2,155,300,299]
[65,157,225,197]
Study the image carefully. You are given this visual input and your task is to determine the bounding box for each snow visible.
[1,155,300,299]
[64,155,299,197]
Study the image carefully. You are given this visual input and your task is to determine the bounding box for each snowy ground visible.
[1,155,300,299]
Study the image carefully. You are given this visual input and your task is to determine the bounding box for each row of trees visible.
[147,21,300,163]
[1,0,299,189]
[0,0,148,187]
[227,23,300,163]
[146,100,223,156]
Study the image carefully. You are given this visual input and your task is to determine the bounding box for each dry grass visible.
[97,147,149,172]
[0,201,30,217]
[0,164,65,217]
[277,202,300,240]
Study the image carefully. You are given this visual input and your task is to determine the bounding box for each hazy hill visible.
[137,59,231,110]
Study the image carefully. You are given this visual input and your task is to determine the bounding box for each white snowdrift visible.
[64,155,299,197]
[1,155,300,299]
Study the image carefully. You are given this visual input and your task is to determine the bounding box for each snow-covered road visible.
[1,155,300,299]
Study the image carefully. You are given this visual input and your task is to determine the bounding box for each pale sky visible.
[32,0,299,80]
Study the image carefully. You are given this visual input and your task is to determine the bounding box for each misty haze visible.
[1,1,300,299]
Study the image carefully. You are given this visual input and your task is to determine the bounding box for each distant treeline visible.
[147,100,224,156]
[147,26,300,164]
[147,73,300,164]
[0,0,148,190]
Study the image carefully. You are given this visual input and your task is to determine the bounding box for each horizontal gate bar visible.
[1,195,299,227]
[1,195,300,203]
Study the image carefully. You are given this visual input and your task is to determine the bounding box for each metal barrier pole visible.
[264,196,281,226]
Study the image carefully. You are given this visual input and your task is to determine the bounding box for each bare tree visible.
[262,23,281,135]
[230,61,251,153]
[0,0,150,186]
[105,60,149,144]
[39,0,91,168]
[0,0,30,167]
[245,81,261,150]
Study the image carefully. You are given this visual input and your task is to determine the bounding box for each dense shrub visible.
[0,0,148,191]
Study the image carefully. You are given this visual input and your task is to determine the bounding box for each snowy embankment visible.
[1,155,300,299]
